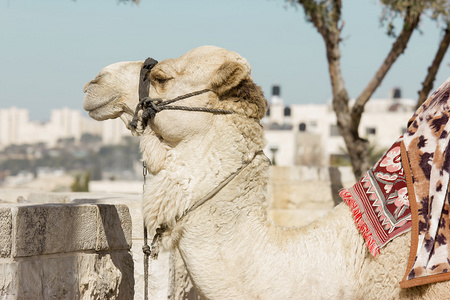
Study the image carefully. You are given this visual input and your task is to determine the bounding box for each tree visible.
[71,172,90,192]
[415,1,450,107]
[289,0,449,179]
[417,23,450,108]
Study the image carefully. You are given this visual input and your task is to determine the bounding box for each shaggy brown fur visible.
[210,61,267,120]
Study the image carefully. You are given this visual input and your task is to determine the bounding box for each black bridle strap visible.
[130,57,158,130]
[139,57,158,100]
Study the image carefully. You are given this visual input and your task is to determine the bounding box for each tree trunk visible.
[329,166,344,206]
[299,0,370,180]
[323,32,370,180]
[416,23,450,108]
[296,1,424,180]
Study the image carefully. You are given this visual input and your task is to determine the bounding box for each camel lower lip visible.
[84,101,110,112]
[87,107,112,121]
[88,108,103,118]
[83,94,120,112]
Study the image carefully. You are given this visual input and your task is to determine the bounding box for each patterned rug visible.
[339,137,412,256]
[340,77,450,288]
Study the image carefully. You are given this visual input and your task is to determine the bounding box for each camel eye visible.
[152,75,170,85]
[156,78,168,84]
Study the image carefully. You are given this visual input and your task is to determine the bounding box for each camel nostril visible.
[83,74,104,93]
[82,82,90,93]
[91,73,104,83]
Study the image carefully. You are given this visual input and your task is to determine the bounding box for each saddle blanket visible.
[340,77,450,288]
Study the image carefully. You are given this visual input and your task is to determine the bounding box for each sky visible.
[0,0,449,121]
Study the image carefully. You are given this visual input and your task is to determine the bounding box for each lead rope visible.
[142,162,150,300]
[139,58,158,300]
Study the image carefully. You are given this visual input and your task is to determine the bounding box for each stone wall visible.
[268,166,355,226]
[0,202,133,299]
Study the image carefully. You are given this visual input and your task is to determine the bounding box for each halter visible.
[129,57,236,130]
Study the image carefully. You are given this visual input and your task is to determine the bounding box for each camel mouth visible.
[83,95,118,112]
[82,82,121,112]
[83,92,124,121]
[86,103,123,121]
[88,109,119,121]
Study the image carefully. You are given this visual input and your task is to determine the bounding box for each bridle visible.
[129,57,237,131]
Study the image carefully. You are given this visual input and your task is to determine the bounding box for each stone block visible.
[77,252,134,300]
[16,259,47,299]
[71,197,168,299]
[95,204,132,251]
[0,207,12,258]
[14,204,131,257]
[9,252,134,300]
[71,196,143,239]
[0,262,17,298]
[14,205,97,257]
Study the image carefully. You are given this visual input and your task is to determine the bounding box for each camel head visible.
[83,46,267,139]
[83,46,268,240]
[83,60,143,128]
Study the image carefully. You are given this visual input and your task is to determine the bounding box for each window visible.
[299,123,307,132]
[284,107,291,117]
[270,122,281,130]
[366,127,376,135]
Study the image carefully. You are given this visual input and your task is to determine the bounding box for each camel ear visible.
[210,61,250,97]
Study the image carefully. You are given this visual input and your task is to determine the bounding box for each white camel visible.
[83,46,449,299]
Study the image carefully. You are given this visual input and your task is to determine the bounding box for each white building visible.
[101,118,132,145]
[49,107,83,142]
[0,107,129,149]
[0,107,30,147]
[263,86,415,166]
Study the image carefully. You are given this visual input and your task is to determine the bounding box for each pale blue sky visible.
[0,0,448,121]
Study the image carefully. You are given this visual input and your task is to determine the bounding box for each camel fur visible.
[83,45,450,299]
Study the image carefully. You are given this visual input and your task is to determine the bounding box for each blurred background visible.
[0,0,448,194]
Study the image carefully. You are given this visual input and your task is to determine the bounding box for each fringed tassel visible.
[339,189,380,256]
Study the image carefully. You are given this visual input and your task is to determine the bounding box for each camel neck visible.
[141,120,265,239]
[175,150,264,224]
[175,154,273,297]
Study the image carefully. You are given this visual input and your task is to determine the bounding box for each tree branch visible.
[331,0,342,26]
[350,7,422,128]
[297,0,326,35]
[416,23,450,108]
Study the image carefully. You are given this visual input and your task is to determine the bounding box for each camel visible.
[83,46,450,299]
